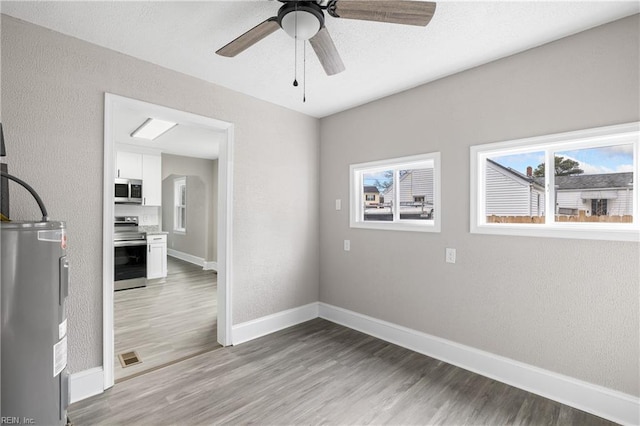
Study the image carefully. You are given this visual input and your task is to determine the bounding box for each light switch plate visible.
[335,199,342,210]
[344,240,350,251]
[446,248,456,263]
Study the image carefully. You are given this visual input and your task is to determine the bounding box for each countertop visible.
[140,226,168,235]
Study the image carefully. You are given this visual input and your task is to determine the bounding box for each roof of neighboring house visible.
[486,159,544,189]
[487,159,633,190]
[555,172,633,190]
[363,185,379,194]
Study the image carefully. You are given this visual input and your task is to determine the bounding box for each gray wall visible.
[1,15,320,373]
[161,154,217,262]
[319,15,639,396]
[163,174,207,259]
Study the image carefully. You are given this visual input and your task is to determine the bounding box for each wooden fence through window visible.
[487,212,632,224]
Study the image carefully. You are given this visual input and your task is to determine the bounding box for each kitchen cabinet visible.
[115,150,162,206]
[115,151,143,179]
[147,234,167,279]
[142,154,162,206]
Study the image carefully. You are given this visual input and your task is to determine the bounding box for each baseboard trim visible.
[69,367,104,404]
[168,249,216,271]
[203,261,218,271]
[318,302,639,426]
[232,302,319,345]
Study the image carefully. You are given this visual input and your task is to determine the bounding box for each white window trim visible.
[174,177,186,234]
[350,152,441,233]
[470,122,640,242]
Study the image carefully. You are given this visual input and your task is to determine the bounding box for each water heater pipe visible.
[0,170,49,222]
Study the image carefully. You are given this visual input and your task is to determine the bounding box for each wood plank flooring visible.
[114,256,219,381]
[73,318,614,425]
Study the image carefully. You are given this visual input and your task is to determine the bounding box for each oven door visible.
[114,240,147,290]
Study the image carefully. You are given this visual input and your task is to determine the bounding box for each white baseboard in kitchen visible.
[69,367,104,404]
[318,302,639,426]
[168,249,216,271]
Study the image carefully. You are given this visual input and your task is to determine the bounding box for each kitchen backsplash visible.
[114,205,160,226]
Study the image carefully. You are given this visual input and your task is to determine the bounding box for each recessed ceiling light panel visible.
[131,118,177,140]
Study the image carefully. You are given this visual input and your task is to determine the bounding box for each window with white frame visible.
[470,122,639,241]
[350,153,441,232]
[174,177,187,233]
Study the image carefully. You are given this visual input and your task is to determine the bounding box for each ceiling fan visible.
[216,1,437,76]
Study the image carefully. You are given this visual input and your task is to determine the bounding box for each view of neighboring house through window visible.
[554,145,634,220]
[484,151,546,224]
[174,177,186,233]
[471,122,639,241]
[362,171,392,221]
[350,153,441,232]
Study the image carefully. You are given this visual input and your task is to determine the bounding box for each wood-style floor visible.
[114,256,219,381]
[73,318,613,425]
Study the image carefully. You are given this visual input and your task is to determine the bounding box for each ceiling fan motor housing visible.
[277,1,325,40]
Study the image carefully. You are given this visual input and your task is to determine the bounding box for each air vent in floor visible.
[118,351,142,368]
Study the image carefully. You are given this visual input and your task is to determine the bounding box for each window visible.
[174,177,186,233]
[591,199,607,216]
[350,153,441,232]
[471,122,639,241]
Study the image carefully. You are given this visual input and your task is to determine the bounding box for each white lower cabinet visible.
[147,235,167,279]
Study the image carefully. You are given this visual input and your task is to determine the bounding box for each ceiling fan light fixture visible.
[281,10,321,40]
[277,2,325,41]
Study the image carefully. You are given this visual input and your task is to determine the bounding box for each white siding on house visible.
[529,188,545,217]
[557,191,583,213]
[609,189,633,216]
[383,168,434,204]
[558,188,634,216]
[485,162,532,216]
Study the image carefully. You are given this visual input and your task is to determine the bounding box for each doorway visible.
[102,94,234,389]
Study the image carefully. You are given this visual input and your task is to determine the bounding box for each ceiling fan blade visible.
[309,27,345,76]
[331,1,436,26]
[216,18,279,57]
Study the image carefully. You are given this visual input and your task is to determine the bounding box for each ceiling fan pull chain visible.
[293,3,298,87]
[303,41,307,103]
[293,41,298,87]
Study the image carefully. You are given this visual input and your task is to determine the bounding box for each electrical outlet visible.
[335,199,342,210]
[445,248,456,264]
[344,240,350,251]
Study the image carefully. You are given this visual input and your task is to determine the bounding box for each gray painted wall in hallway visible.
[1,15,320,373]
[161,154,217,262]
[319,15,640,396]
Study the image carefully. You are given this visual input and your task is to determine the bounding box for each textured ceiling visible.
[2,1,639,118]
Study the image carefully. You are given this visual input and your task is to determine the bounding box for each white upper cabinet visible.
[115,151,143,179]
[142,154,162,206]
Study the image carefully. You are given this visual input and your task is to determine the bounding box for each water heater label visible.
[38,229,64,242]
[59,319,67,339]
[53,336,68,377]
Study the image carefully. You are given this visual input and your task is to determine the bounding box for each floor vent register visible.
[118,351,142,368]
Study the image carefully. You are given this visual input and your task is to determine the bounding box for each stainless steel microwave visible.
[114,178,143,204]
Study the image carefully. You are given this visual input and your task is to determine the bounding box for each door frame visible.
[102,93,234,389]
